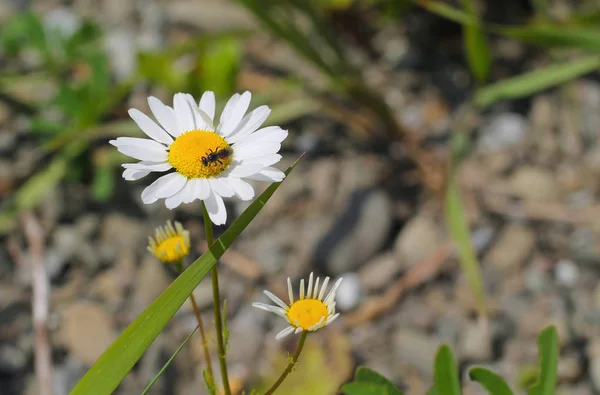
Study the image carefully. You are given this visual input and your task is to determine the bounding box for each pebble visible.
[393,210,444,270]
[61,302,116,366]
[484,223,535,274]
[555,259,580,288]
[131,256,171,316]
[459,320,492,361]
[314,189,393,275]
[394,330,440,378]
[477,113,527,152]
[510,166,560,202]
[335,273,362,311]
[358,252,401,291]
[0,342,27,374]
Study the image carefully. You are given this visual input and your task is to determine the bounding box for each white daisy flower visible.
[253,273,343,340]
[110,91,287,225]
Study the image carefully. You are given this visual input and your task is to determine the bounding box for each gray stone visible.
[477,113,528,152]
[314,189,393,275]
[393,210,444,270]
[394,330,441,378]
[335,273,362,311]
[484,224,535,274]
[555,259,579,288]
[359,252,401,291]
[510,166,560,202]
[458,320,492,361]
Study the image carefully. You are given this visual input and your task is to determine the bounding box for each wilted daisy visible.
[147,220,190,263]
[253,273,343,340]
[110,91,287,225]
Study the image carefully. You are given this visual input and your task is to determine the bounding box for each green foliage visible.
[199,37,242,98]
[433,345,462,395]
[461,0,491,84]
[528,326,559,395]
[469,367,514,395]
[474,56,600,109]
[341,367,404,395]
[69,156,303,395]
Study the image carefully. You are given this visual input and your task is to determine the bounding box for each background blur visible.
[2,0,600,394]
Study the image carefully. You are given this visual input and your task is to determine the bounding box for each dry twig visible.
[22,212,53,395]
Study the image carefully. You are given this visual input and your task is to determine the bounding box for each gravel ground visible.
[2,1,600,394]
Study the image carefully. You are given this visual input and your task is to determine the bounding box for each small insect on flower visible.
[253,273,343,340]
[147,220,190,263]
[201,146,233,168]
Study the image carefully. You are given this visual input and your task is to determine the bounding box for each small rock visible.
[131,256,171,316]
[61,302,116,366]
[555,259,579,288]
[485,224,534,274]
[558,351,583,382]
[393,210,444,270]
[394,330,440,378]
[477,113,527,152]
[358,252,401,291]
[335,273,362,311]
[226,306,266,365]
[510,166,559,202]
[315,189,393,275]
[459,320,492,361]
[0,342,27,374]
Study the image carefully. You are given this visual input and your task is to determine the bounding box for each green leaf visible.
[434,345,462,395]
[502,24,600,53]
[428,387,439,395]
[140,326,198,395]
[199,37,241,97]
[69,156,304,395]
[354,367,403,395]
[469,367,514,395]
[460,0,491,84]
[528,326,559,395]
[91,163,114,202]
[474,55,600,109]
[416,0,477,26]
[340,382,389,395]
[445,133,486,316]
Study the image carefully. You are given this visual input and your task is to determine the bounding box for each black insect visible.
[201,147,233,167]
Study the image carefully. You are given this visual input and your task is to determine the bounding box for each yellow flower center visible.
[154,236,188,263]
[286,299,329,330]
[168,130,233,178]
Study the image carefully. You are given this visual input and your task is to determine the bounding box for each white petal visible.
[148,96,181,137]
[287,277,294,304]
[235,125,287,145]
[307,273,314,299]
[141,172,187,204]
[110,137,167,151]
[165,189,185,209]
[264,290,288,310]
[227,178,255,200]
[226,105,271,144]
[299,279,305,300]
[123,168,150,181]
[182,93,211,131]
[245,167,285,182]
[174,93,196,132]
[294,327,303,334]
[128,109,173,144]
[252,303,287,318]
[204,191,227,225]
[313,277,320,299]
[239,154,282,167]
[180,179,198,204]
[324,278,344,305]
[208,178,235,198]
[325,313,340,326]
[195,178,210,200]
[112,144,168,162]
[122,162,172,171]
[234,141,281,159]
[199,91,215,121]
[225,163,263,178]
[275,326,295,340]
[318,277,330,300]
[218,91,251,137]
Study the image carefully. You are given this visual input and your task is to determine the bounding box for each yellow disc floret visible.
[168,130,233,179]
[286,299,329,330]
[148,221,190,263]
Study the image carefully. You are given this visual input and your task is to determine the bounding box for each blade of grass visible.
[474,55,600,109]
[502,24,600,53]
[469,367,514,395]
[140,326,198,395]
[445,132,486,316]
[69,155,304,395]
[460,0,491,84]
[434,345,462,395]
[528,326,559,395]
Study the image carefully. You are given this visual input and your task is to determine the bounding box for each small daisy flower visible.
[110,91,287,225]
[147,220,190,263]
[253,273,343,340]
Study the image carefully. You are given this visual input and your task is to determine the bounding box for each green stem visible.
[202,202,231,395]
[175,261,214,387]
[264,332,308,395]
